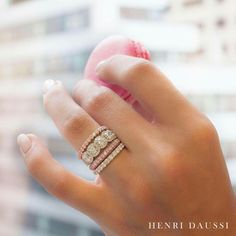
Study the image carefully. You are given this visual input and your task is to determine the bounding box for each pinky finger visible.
[17,134,102,216]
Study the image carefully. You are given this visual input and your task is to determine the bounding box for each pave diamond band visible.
[89,138,121,170]
[94,143,125,175]
[81,129,117,164]
[79,126,125,174]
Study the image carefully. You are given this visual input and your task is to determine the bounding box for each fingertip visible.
[95,55,122,77]
[95,60,107,74]
[42,80,63,99]
[17,133,32,154]
[17,133,46,158]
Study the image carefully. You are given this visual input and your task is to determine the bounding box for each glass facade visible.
[0,8,90,43]
[0,51,90,79]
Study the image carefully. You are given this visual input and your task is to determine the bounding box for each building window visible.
[49,218,78,236]
[0,8,90,44]
[197,22,205,30]
[222,43,228,54]
[90,229,106,236]
[23,212,83,235]
[23,212,40,231]
[120,7,150,20]
[216,18,226,28]
[120,7,168,21]
[183,0,203,7]
[10,0,31,4]
[0,50,90,80]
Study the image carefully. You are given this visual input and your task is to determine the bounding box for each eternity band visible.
[94,143,125,175]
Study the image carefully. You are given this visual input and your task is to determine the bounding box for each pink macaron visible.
[84,35,151,104]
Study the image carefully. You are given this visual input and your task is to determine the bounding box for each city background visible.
[0,0,235,235]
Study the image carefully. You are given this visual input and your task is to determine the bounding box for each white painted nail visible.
[17,134,32,154]
[43,79,56,94]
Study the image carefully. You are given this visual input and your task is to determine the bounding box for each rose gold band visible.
[93,143,125,175]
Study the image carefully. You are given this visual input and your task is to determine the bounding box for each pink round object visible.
[84,35,151,104]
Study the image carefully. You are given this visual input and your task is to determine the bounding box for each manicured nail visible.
[43,79,56,93]
[95,60,106,73]
[17,134,32,154]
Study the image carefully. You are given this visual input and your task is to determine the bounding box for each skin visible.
[17,55,236,236]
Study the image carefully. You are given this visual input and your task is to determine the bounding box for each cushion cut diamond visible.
[94,136,107,149]
[87,143,100,157]
[101,130,116,142]
[82,152,93,165]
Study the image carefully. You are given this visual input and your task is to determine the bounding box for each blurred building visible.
[0,0,198,236]
[167,0,236,64]
[0,0,235,236]
[165,0,236,191]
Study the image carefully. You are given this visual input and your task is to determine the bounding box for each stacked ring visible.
[79,126,125,174]
[93,143,125,175]
[89,138,120,170]
[78,126,106,157]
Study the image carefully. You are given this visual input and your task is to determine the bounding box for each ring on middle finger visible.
[80,127,117,165]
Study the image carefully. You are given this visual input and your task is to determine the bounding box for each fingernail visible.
[17,134,32,153]
[95,60,106,73]
[43,79,56,94]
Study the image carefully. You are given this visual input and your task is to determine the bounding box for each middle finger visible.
[72,79,153,153]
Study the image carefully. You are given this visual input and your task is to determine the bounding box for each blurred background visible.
[0,0,236,235]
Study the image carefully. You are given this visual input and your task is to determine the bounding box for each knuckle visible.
[162,144,181,162]
[27,152,44,176]
[85,87,111,112]
[192,116,218,143]
[49,171,68,197]
[122,59,155,84]
[63,109,89,135]
[165,146,180,160]
[160,145,189,179]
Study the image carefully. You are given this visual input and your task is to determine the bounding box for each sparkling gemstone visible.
[94,136,108,149]
[87,143,100,157]
[82,152,93,165]
[101,130,116,142]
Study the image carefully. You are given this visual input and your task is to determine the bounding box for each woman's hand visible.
[17,55,236,236]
